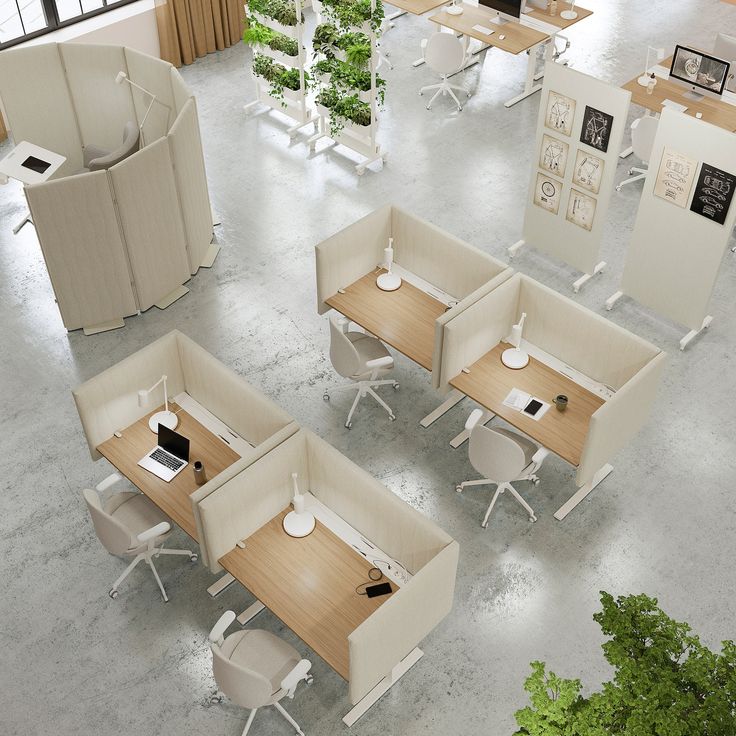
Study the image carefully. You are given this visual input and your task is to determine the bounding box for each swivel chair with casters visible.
[456,410,549,528]
[82,473,197,601]
[616,116,658,191]
[81,121,140,172]
[419,32,471,112]
[209,611,313,736]
[323,315,399,429]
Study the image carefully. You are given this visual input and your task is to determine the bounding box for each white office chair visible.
[714,33,736,93]
[323,315,398,429]
[616,116,659,191]
[209,611,313,736]
[456,410,549,528]
[419,32,470,112]
[83,473,197,601]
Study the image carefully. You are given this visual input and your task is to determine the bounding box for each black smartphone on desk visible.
[523,399,543,417]
[365,582,392,598]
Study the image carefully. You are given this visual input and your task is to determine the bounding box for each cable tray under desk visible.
[385,263,460,307]
[519,16,558,35]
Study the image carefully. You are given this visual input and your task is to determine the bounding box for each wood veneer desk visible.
[97,403,241,540]
[449,342,604,467]
[621,58,736,132]
[325,268,447,372]
[219,509,395,680]
[387,0,447,16]
[428,2,592,106]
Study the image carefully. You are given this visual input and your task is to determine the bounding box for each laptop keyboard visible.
[150,448,184,471]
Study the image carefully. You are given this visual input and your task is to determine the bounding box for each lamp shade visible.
[137,389,149,407]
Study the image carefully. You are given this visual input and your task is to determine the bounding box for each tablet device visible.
[523,398,543,417]
[22,155,51,174]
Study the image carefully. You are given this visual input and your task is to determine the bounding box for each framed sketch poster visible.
[539,134,569,178]
[566,189,597,231]
[580,105,614,153]
[545,91,576,137]
[534,172,562,215]
[689,162,736,225]
[572,150,604,194]
[653,148,698,208]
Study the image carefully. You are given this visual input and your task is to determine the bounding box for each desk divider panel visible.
[109,138,190,310]
[168,100,214,273]
[60,43,138,152]
[0,43,83,175]
[26,172,137,332]
[170,68,192,116]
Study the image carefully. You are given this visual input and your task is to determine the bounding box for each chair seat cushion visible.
[106,492,171,551]
[492,427,538,468]
[348,332,393,379]
[223,629,301,695]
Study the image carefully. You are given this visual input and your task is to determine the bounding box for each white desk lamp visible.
[376,237,402,291]
[138,374,179,432]
[283,473,316,538]
[446,0,463,15]
[501,312,530,369]
[637,47,666,87]
[560,0,577,20]
[115,71,172,146]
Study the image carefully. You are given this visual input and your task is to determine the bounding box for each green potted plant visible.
[313,22,340,58]
[514,592,736,736]
[319,0,384,33]
[247,0,304,34]
[243,20,300,64]
[252,53,308,105]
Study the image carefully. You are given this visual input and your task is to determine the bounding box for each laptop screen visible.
[158,424,190,461]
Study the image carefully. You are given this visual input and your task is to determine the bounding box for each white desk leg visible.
[572,261,605,293]
[342,647,423,727]
[533,38,554,81]
[207,572,235,597]
[679,315,712,350]
[12,210,32,234]
[504,44,543,108]
[553,464,613,520]
[508,239,526,259]
[619,145,633,159]
[237,600,266,626]
[387,8,406,20]
[420,389,465,428]
[450,410,494,448]
[605,290,623,311]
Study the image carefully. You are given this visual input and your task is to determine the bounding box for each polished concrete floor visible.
[1,2,735,734]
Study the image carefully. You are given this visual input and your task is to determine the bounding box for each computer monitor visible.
[669,45,730,101]
[478,0,524,25]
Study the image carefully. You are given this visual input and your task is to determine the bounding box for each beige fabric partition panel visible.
[109,138,190,310]
[168,99,214,273]
[72,331,185,460]
[577,352,666,486]
[124,46,176,143]
[170,67,192,116]
[26,172,137,332]
[348,541,458,704]
[0,44,83,175]
[60,43,138,152]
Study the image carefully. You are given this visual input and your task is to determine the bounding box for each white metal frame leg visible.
[504,42,544,108]
[553,463,613,520]
[450,410,494,449]
[508,238,526,259]
[207,572,235,597]
[420,388,465,428]
[12,211,32,234]
[572,260,606,293]
[237,600,266,626]
[342,647,423,727]
[481,484,505,528]
[273,702,305,736]
[146,556,169,602]
[605,290,623,311]
[241,707,258,736]
[679,315,713,350]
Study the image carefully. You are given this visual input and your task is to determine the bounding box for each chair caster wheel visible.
[393,382,399,390]
[481,522,488,529]
[323,393,330,401]
[109,589,119,599]
[305,675,314,685]
[190,554,198,562]
[615,185,622,191]
[357,167,365,176]
[529,515,537,523]
[458,106,463,111]
[419,91,423,96]
[533,478,541,486]
[389,414,396,422]
[456,485,463,493]
[210,694,223,705]
[426,105,431,110]
[628,168,634,175]
[345,422,352,429]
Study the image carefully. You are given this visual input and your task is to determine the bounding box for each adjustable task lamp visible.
[501,312,530,369]
[115,71,172,146]
[283,473,316,538]
[376,237,402,291]
[560,0,577,20]
[138,375,179,432]
[638,47,666,87]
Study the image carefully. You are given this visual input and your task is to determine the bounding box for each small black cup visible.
[554,394,568,412]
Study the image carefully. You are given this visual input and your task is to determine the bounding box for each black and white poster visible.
[580,105,613,153]
[689,162,736,225]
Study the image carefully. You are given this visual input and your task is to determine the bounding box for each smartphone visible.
[524,399,543,417]
[22,155,51,174]
[365,582,392,598]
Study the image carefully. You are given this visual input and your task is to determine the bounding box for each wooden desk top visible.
[97,403,241,540]
[429,2,591,55]
[622,57,736,132]
[449,343,604,466]
[219,509,395,680]
[387,0,448,15]
[325,268,446,372]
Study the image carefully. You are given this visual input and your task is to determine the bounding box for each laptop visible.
[137,424,190,482]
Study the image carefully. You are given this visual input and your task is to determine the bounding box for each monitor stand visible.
[491,13,509,25]
[682,88,705,102]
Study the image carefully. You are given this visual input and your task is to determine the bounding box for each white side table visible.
[0,141,66,234]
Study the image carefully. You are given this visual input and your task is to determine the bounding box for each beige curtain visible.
[155,0,246,67]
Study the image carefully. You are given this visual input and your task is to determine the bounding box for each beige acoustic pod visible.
[0,42,218,334]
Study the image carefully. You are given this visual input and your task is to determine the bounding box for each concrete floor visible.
[1,1,735,734]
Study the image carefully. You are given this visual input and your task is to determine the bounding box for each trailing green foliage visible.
[319,0,384,33]
[252,53,308,105]
[336,31,371,66]
[313,23,340,57]
[243,20,299,56]
[311,57,384,104]
[514,592,736,736]
[316,85,372,136]
[248,0,303,27]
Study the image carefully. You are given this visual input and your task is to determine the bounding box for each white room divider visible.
[510,62,631,292]
[606,108,736,350]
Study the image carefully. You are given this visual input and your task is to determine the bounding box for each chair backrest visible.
[468,425,529,483]
[211,641,274,709]
[631,116,659,164]
[329,316,361,378]
[88,121,140,172]
[424,32,466,76]
[82,488,134,555]
[714,33,736,92]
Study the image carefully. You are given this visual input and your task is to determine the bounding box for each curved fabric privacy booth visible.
[0,43,216,334]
